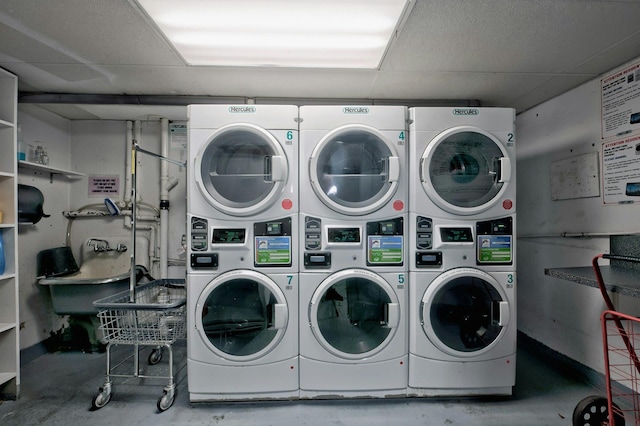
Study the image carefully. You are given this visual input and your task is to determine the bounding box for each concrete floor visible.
[0,338,601,426]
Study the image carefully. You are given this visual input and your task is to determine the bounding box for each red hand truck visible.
[573,254,640,426]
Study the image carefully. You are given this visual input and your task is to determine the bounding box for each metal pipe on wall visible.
[518,231,639,239]
[159,117,169,278]
[125,121,133,205]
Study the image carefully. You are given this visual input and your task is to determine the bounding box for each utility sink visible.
[39,236,149,315]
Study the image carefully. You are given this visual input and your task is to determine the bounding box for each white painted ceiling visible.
[1,0,640,121]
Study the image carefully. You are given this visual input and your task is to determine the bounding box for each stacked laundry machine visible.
[185,103,516,401]
[186,105,299,401]
[407,107,517,396]
[298,106,409,398]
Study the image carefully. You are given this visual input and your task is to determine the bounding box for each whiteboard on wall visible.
[550,152,600,201]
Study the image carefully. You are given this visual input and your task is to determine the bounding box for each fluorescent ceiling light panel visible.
[134,0,411,69]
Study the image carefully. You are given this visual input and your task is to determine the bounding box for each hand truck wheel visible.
[572,395,625,426]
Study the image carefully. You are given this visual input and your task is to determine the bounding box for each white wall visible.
[17,106,73,348]
[67,119,187,278]
[516,56,640,374]
[17,113,187,351]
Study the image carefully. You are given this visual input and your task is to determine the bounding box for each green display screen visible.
[440,227,473,242]
[212,229,245,243]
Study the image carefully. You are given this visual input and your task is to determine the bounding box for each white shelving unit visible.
[0,67,19,399]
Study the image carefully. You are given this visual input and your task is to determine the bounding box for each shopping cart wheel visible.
[157,389,176,412]
[148,347,163,365]
[572,395,625,426]
[91,386,112,410]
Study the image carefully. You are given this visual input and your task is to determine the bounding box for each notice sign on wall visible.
[602,134,640,204]
[601,60,640,140]
[89,175,120,197]
[169,123,187,149]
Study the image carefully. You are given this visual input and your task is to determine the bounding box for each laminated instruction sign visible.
[478,235,512,264]
[601,59,640,204]
[368,235,403,265]
[601,60,640,140]
[255,236,291,265]
[602,134,640,204]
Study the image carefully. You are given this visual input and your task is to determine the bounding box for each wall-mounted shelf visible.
[545,266,640,298]
[18,160,85,182]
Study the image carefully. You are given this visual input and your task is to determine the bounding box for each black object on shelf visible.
[18,184,51,224]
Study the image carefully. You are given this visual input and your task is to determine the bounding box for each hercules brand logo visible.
[453,108,479,116]
[229,106,257,113]
[343,107,370,114]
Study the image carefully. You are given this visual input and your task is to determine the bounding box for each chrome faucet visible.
[87,238,110,252]
[87,239,128,253]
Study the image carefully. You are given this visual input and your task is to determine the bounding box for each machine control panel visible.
[303,252,332,268]
[415,216,433,249]
[212,228,246,244]
[254,218,292,237]
[190,217,208,251]
[440,227,474,243]
[304,216,322,250]
[190,217,219,269]
[476,216,513,265]
[254,217,292,267]
[303,217,331,268]
[415,251,443,268]
[327,227,361,243]
[190,253,219,269]
[366,217,404,266]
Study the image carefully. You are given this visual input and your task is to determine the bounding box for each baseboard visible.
[20,342,49,367]
[517,331,605,391]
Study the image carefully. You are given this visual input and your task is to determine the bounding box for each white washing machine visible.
[188,104,298,220]
[408,107,515,220]
[299,105,408,219]
[408,215,516,396]
[186,213,299,402]
[299,216,408,398]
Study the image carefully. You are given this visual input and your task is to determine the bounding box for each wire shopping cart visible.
[90,279,186,412]
[573,254,640,426]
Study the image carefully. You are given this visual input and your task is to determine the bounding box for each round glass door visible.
[309,269,400,359]
[421,126,511,215]
[196,270,289,361]
[421,269,510,357]
[195,123,288,216]
[310,125,400,215]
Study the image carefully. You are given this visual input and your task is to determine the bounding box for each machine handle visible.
[384,303,400,328]
[498,157,511,183]
[496,301,510,327]
[419,157,428,183]
[266,155,286,182]
[271,303,288,330]
[387,156,399,183]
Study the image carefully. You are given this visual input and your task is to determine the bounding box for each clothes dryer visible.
[188,104,298,220]
[299,215,408,398]
[186,214,299,401]
[299,105,407,219]
[408,215,516,396]
[409,107,515,220]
